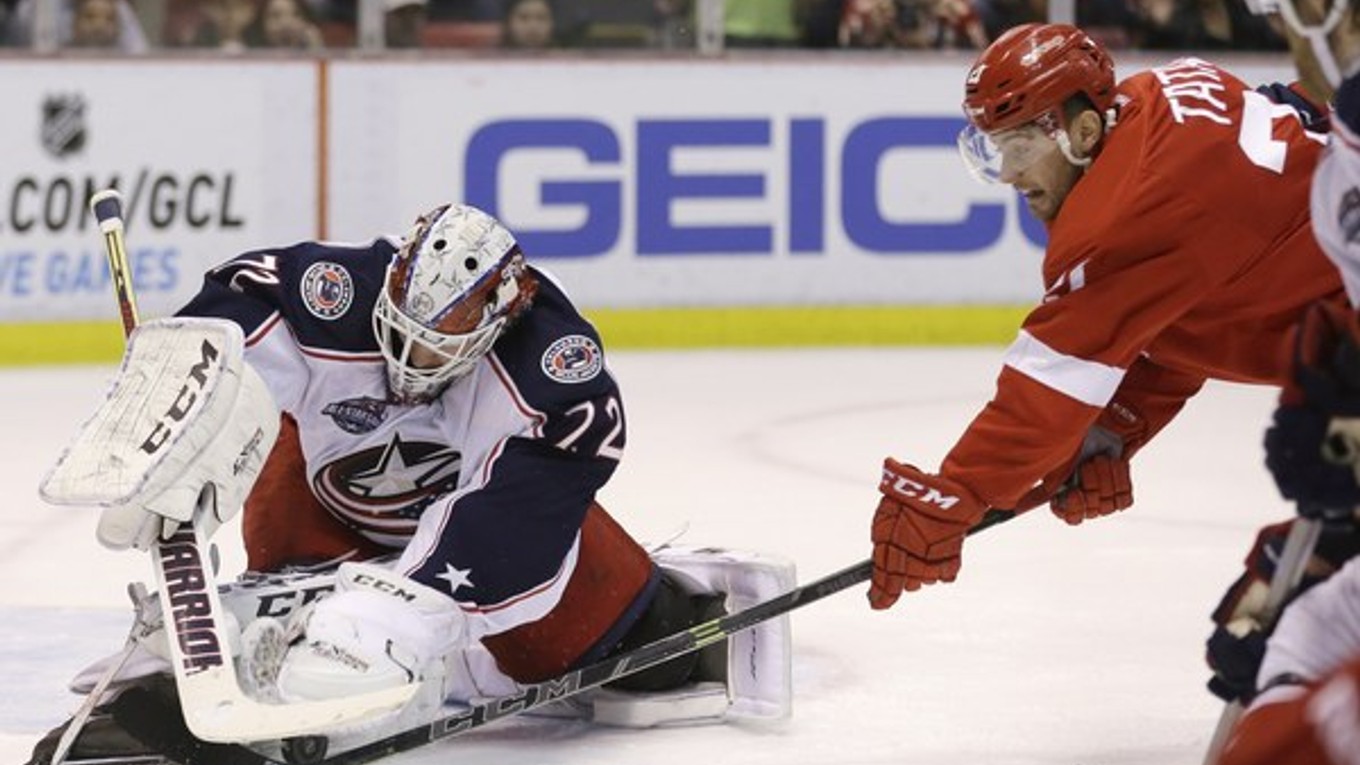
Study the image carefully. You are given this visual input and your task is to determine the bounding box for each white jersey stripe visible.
[1003,330,1125,407]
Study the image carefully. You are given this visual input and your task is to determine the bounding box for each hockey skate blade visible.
[181,669,417,743]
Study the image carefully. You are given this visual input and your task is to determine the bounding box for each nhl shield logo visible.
[41,94,87,158]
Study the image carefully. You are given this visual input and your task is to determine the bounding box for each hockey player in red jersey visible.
[868,22,1349,608]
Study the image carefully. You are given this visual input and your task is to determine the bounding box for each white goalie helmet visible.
[373,203,537,404]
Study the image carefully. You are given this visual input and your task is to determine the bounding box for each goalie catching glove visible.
[869,459,987,609]
[40,317,279,549]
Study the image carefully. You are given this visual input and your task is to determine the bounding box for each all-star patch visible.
[541,335,603,384]
[300,262,354,320]
[322,396,389,434]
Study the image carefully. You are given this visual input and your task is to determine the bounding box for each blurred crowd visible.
[0,0,1288,53]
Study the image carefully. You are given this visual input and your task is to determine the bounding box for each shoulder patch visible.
[540,335,603,383]
[300,261,355,320]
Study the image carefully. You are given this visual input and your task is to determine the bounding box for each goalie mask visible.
[958,23,1116,183]
[373,203,537,404]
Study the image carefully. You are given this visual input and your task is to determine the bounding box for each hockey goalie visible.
[29,202,795,765]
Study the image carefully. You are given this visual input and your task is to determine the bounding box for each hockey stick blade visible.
[234,508,1020,765]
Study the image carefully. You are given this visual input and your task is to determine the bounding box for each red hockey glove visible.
[1049,423,1133,526]
[1049,453,1132,525]
[870,459,986,609]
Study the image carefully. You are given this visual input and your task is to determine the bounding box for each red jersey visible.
[1219,656,1360,765]
[943,57,1345,509]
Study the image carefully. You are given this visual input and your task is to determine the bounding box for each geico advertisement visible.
[328,57,1297,307]
[0,61,317,322]
[328,59,1047,306]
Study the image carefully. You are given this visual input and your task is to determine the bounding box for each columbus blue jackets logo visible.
[312,434,462,545]
[42,94,86,158]
[541,335,603,383]
[300,262,354,320]
[322,396,389,434]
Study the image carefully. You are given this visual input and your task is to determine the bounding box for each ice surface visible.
[0,349,1294,764]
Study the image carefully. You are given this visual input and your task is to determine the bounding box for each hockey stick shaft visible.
[51,583,153,765]
[280,507,1019,765]
[90,190,140,337]
[1200,516,1323,765]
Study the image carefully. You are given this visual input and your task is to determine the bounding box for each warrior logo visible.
[41,94,86,158]
[541,335,603,384]
[157,527,225,674]
[322,396,390,434]
[301,261,354,320]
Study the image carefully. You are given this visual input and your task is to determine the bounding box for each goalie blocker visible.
[41,317,278,550]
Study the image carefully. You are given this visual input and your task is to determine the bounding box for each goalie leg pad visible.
[651,544,797,721]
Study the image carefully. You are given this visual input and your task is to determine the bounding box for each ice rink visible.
[0,348,1297,765]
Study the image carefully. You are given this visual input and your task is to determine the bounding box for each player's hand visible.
[869,459,986,609]
[1204,519,1360,701]
[1265,300,1360,521]
[1049,453,1132,525]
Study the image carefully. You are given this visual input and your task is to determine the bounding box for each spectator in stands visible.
[166,0,257,50]
[839,0,986,50]
[385,0,428,47]
[4,0,148,52]
[1129,0,1285,50]
[424,0,501,21]
[244,0,324,48]
[68,0,121,47]
[974,0,1136,48]
[500,0,555,48]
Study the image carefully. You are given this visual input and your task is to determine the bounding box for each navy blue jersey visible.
[176,238,640,643]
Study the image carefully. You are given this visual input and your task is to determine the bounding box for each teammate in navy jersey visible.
[27,202,795,765]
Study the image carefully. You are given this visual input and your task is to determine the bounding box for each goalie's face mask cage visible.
[959,23,1114,184]
[1255,0,1354,92]
[373,203,536,404]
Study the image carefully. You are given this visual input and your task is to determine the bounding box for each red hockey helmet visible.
[962,23,1116,134]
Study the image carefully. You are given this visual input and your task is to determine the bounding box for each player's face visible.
[408,343,442,370]
[992,125,1083,223]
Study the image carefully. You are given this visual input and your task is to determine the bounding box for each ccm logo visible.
[883,471,960,510]
[140,338,219,455]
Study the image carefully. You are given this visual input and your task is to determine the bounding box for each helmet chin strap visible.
[1056,107,1116,170]
[1056,130,1090,169]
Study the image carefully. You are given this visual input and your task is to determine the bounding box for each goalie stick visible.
[1199,515,1324,765]
[78,190,414,745]
[49,584,156,765]
[122,507,1020,765]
